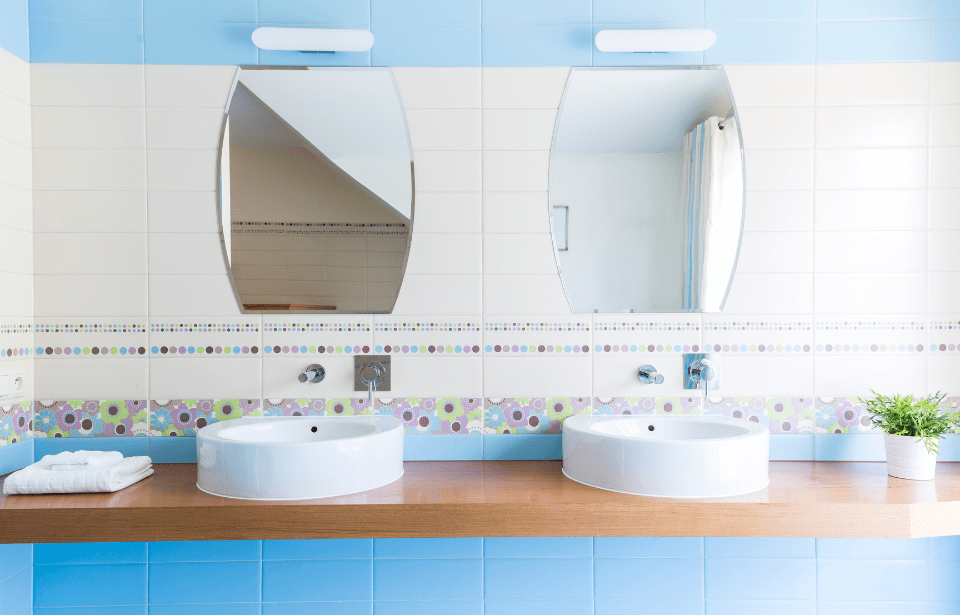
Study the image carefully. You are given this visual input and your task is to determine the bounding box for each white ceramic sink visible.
[196,416,403,500]
[562,415,769,498]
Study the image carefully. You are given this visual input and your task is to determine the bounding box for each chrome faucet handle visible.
[298,364,325,383]
[637,365,664,384]
[683,353,720,392]
[690,359,717,393]
[359,361,385,403]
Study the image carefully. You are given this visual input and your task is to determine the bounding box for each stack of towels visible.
[2,450,153,495]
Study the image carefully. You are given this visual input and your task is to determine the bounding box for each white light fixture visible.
[595,29,716,53]
[252,27,374,53]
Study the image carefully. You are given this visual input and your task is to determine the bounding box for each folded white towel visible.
[2,456,154,495]
[40,450,124,471]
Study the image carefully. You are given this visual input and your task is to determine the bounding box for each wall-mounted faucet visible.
[355,355,391,404]
[683,353,720,393]
[637,365,664,384]
[298,364,325,383]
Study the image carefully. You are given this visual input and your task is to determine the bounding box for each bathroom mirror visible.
[218,67,413,314]
[549,67,744,313]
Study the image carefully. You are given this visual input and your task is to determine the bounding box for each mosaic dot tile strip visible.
[814,397,877,434]
[484,322,589,332]
[1,347,31,358]
[379,322,481,332]
[703,397,814,434]
[265,344,366,354]
[152,345,258,355]
[0,402,32,446]
[816,321,924,331]
[39,346,147,356]
[594,322,700,331]
[264,323,372,332]
[38,323,148,333]
[595,343,700,353]
[706,321,811,330]
[151,323,259,333]
[0,324,32,333]
[817,343,923,353]
[375,344,480,354]
[930,344,960,352]
[232,221,408,235]
[34,400,149,438]
[488,343,589,354]
[593,396,701,416]
[483,397,591,434]
[704,343,810,353]
[150,399,260,437]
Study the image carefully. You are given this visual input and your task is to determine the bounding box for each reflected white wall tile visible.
[736,107,814,149]
[814,355,925,397]
[928,355,960,394]
[815,148,927,190]
[262,355,357,399]
[392,274,482,315]
[929,147,960,188]
[592,314,702,355]
[149,357,261,399]
[815,106,928,148]
[148,274,241,317]
[815,63,928,106]
[147,191,218,233]
[483,234,558,275]
[148,233,226,275]
[929,104,960,146]
[145,65,237,108]
[592,354,686,397]
[744,191,813,232]
[32,106,145,149]
[723,273,813,314]
[720,355,814,397]
[404,234,481,274]
[31,64,145,107]
[703,316,813,356]
[481,67,570,109]
[483,356,590,397]
[34,233,146,275]
[484,315,590,357]
[34,191,146,233]
[405,109,481,151]
[374,316,482,355]
[482,109,557,150]
[815,272,925,314]
[929,62,960,105]
[482,192,550,233]
[482,275,570,314]
[413,151,481,192]
[35,275,147,317]
[814,315,926,355]
[412,192,481,234]
[929,273,960,312]
[736,232,812,273]
[36,358,147,399]
[724,65,815,107]
[389,356,482,397]
[928,231,960,272]
[743,149,814,190]
[145,107,225,150]
[392,67,480,109]
[146,149,217,191]
[33,149,146,191]
[814,231,925,273]
[482,151,550,192]
[815,190,926,231]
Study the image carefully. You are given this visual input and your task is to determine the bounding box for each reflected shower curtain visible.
[680,116,743,311]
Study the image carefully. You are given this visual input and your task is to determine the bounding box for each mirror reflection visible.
[549,67,745,313]
[219,67,413,314]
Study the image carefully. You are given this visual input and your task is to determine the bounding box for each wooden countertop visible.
[3,461,960,543]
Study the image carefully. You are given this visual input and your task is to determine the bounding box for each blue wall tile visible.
[483,434,562,460]
[929,559,960,602]
[375,559,481,601]
[371,24,480,66]
[0,568,31,615]
[484,537,592,559]
[35,542,146,565]
[595,558,703,600]
[592,0,703,24]
[0,543,30,583]
[484,558,592,600]
[147,437,196,463]
[817,560,928,602]
[29,0,142,21]
[149,605,261,615]
[263,539,372,560]
[931,19,960,61]
[149,561,261,604]
[143,22,257,65]
[817,0,930,20]
[705,559,815,600]
[595,599,704,615]
[375,538,482,559]
[816,538,928,560]
[770,434,814,461]
[262,604,372,615]
[591,24,704,66]
[594,537,703,559]
[706,21,817,64]
[705,0,816,21]
[143,0,257,23]
[817,20,929,63]
[35,436,148,459]
[485,600,592,615]
[937,434,960,462]
[34,564,147,607]
[482,25,592,66]
[1,0,26,19]
[932,1,960,18]
[264,560,372,602]
[481,0,591,25]
[930,536,960,559]
[0,438,32,476]
[29,20,143,63]
[0,7,29,60]
[374,601,484,615]
[37,607,146,615]
[257,0,369,25]
[705,537,815,559]
[258,46,371,67]
[706,601,815,615]
[372,0,480,25]
[814,434,885,461]
[817,603,934,615]
[404,435,483,460]
[148,540,260,562]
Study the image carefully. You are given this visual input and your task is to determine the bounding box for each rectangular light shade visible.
[252,27,374,52]
[595,29,717,53]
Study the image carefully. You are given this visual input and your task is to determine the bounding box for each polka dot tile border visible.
[815,321,924,331]
[377,322,481,332]
[817,343,923,353]
[153,345,258,355]
[151,323,259,333]
[38,323,147,333]
[1,347,31,358]
[706,321,811,331]
[595,343,700,353]
[375,344,480,354]
[488,344,589,354]
[930,343,960,352]
[705,343,810,353]
[0,324,32,334]
[38,346,147,356]
[484,322,589,332]
[265,345,365,354]
[264,322,371,332]
[594,322,699,331]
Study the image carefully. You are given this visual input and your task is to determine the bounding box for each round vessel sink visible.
[562,415,769,498]
[196,416,403,500]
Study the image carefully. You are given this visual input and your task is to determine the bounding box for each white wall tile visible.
[0,94,31,146]
[482,109,557,150]
[0,183,33,232]
[483,234,558,275]
[0,139,31,189]
[405,108,481,151]
[145,65,237,108]
[149,357,260,398]
[720,355,813,396]
[744,149,814,190]
[736,232,812,273]
[481,67,570,109]
[392,274,482,315]
[145,107,225,150]
[412,192,481,234]
[388,356,483,397]
[815,273,925,314]
[815,231,925,273]
[928,273,960,312]
[0,227,31,274]
[483,356,590,397]
[815,355,925,397]
[482,151,550,192]
[0,48,31,104]
[148,233,226,275]
[929,62,960,105]
[928,231,960,272]
[0,272,33,317]
[929,147,960,188]
[592,354,687,397]
[815,190,926,231]
[483,275,570,314]
[148,274,241,316]
[723,273,813,314]
[928,355,960,394]
[262,355,357,398]
[724,65,815,107]
[412,151,481,192]
[816,106,928,148]
[35,275,147,317]
[34,233,147,275]
[34,191,146,233]
[930,105,960,147]
[815,148,927,190]
[736,107,814,149]
[146,149,217,191]
[744,191,813,232]
[930,189,960,229]
[36,358,148,399]
[403,233,481,274]
[391,67,480,109]
[31,64,145,107]
[482,192,550,233]
[147,191,219,233]
[33,149,146,191]
[32,106,145,149]
[816,63,928,106]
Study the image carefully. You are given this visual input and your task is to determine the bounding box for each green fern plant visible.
[858,391,958,455]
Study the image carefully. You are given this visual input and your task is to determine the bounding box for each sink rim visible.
[197,415,403,447]
[563,414,769,443]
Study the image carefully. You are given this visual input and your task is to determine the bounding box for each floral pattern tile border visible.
[34,400,150,438]
[594,397,701,416]
[703,397,814,434]
[150,399,260,436]
[484,397,591,434]
[814,397,876,434]
[0,402,32,445]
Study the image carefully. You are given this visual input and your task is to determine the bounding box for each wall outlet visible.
[0,370,26,401]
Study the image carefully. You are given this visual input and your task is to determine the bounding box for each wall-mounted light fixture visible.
[251,27,374,53]
[595,29,716,53]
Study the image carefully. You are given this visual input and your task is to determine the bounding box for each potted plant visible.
[859,391,959,480]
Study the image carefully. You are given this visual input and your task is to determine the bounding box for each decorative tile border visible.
[34,400,149,438]
[264,322,371,333]
[704,319,812,354]
[40,345,147,356]
[375,344,480,354]
[485,322,589,332]
[595,343,699,353]
[483,397,590,434]
[595,321,700,332]
[378,398,483,435]
[374,320,483,355]
[2,323,33,359]
[929,320,960,352]
[594,396,701,415]
[152,344,258,355]
[489,343,589,354]
[150,320,262,358]
[703,343,809,353]
[1,347,31,358]
[703,397,814,434]
[815,319,925,354]
[930,343,960,353]
[814,397,876,434]
[151,323,258,333]
[264,397,373,417]
[0,324,32,334]
[233,221,408,236]
[818,343,923,353]
[150,399,260,436]
[0,402,32,446]
[34,319,148,359]
[378,323,481,332]
[40,323,147,333]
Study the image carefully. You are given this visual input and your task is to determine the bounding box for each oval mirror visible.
[218,67,413,314]
[549,66,745,313]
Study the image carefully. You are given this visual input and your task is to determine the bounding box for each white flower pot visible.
[884,433,938,481]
